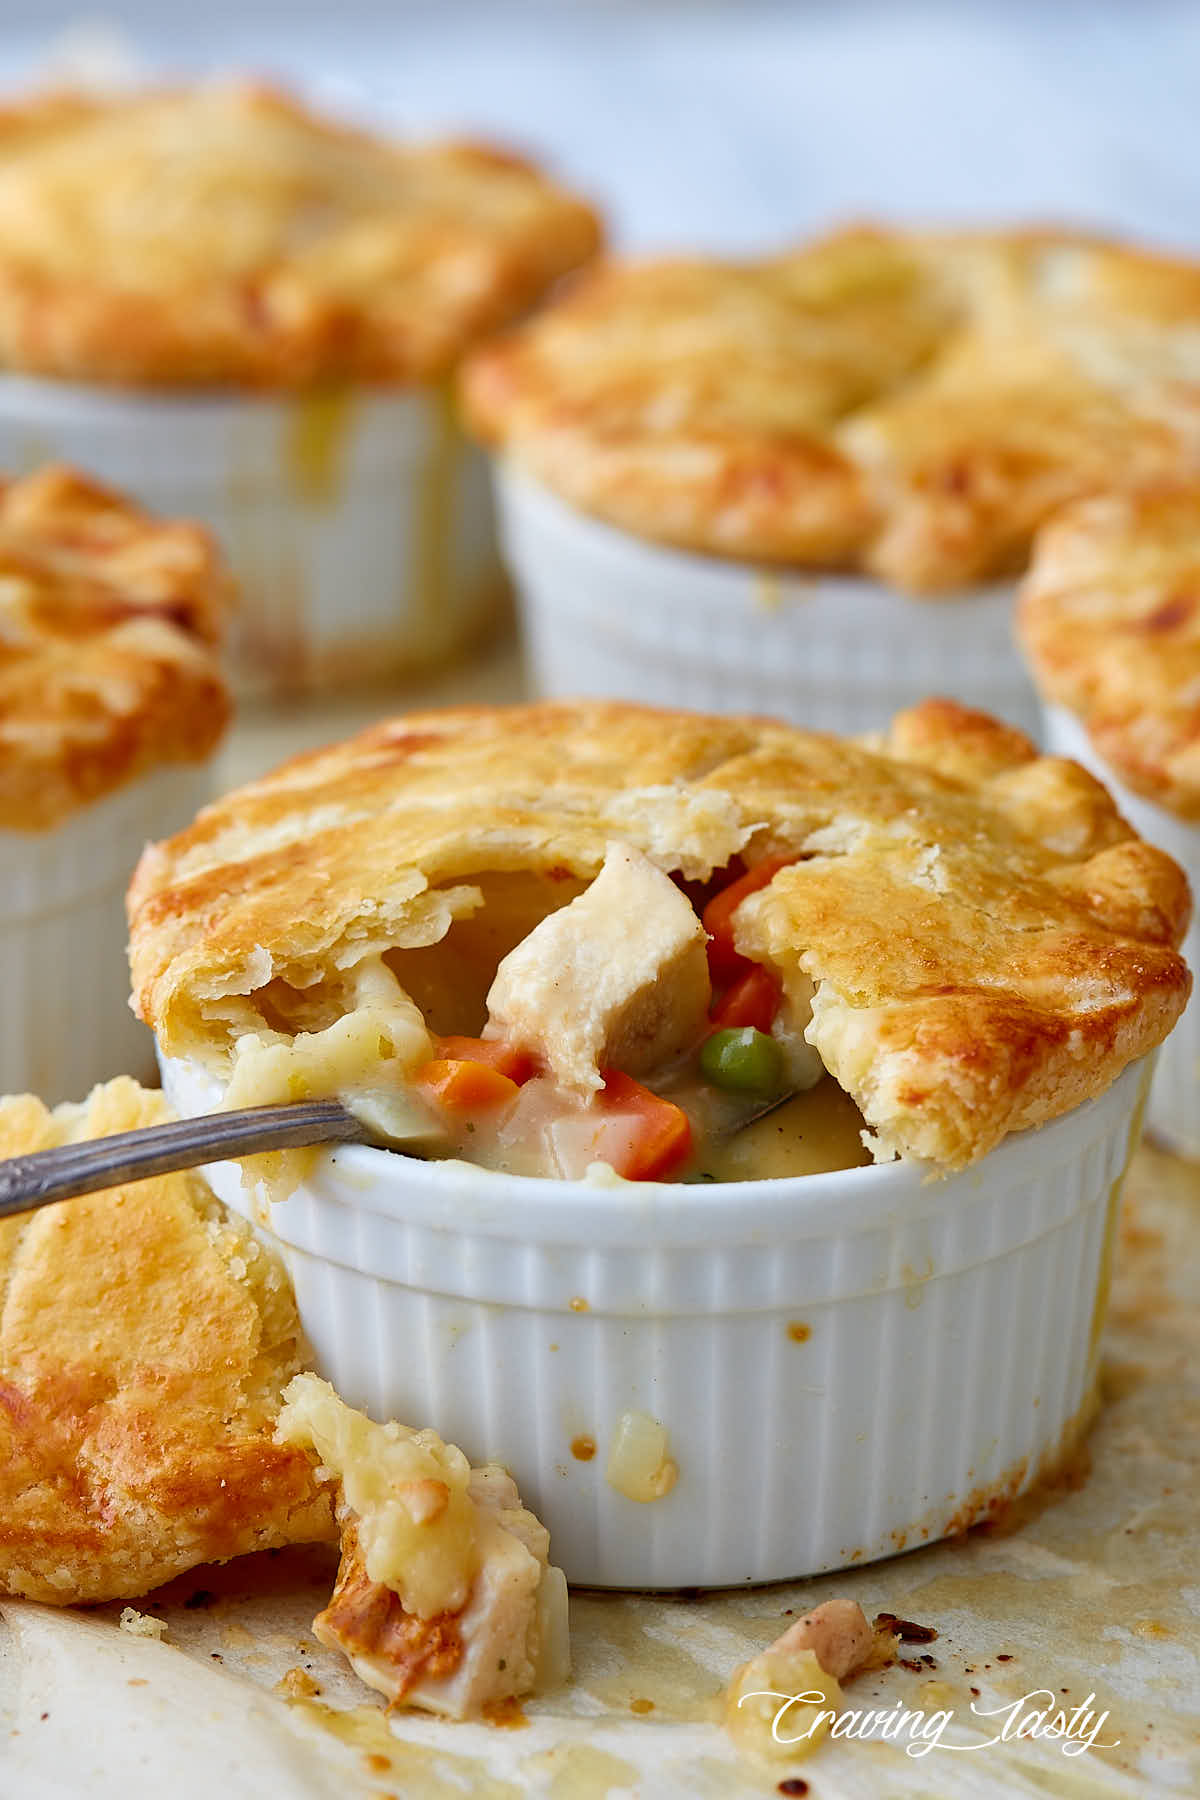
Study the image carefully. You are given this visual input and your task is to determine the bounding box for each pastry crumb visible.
[275,1666,321,1699]
[118,1608,166,1641]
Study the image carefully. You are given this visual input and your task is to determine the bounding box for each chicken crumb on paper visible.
[724,1599,899,1763]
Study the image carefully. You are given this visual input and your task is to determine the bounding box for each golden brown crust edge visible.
[462,258,879,567]
[0,83,602,389]
[1018,484,1200,821]
[0,463,232,831]
[753,698,1191,1167]
[127,698,1191,1171]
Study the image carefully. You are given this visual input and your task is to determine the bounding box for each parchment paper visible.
[3,1141,1197,1799]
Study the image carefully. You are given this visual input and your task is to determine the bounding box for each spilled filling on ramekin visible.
[215,842,871,1183]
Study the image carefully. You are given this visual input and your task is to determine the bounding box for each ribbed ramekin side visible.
[0,764,210,1102]
[231,1065,1139,1588]
[496,464,1040,738]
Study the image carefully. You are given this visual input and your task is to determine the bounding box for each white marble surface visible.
[0,1,1196,253]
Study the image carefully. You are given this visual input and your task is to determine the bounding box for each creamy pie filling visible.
[209,844,871,1182]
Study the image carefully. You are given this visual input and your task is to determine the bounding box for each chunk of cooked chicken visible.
[724,1599,887,1763]
[484,842,711,1095]
[276,1375,569,1718]
[770,1598,876,1678]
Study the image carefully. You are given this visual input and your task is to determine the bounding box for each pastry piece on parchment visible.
[0,1077,334,1604]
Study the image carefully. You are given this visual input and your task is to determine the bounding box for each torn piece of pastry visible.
[276,1374,569,1718]
[130,699,1190,1179]
[724,1598,896,1763]
[0,1077,334,1604]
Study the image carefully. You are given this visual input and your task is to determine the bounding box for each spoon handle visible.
[0,1100,365,1218]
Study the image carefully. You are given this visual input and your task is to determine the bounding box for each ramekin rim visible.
[0,370,431,418]
[161,1049,1146,1241]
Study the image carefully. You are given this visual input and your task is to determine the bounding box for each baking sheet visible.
[3,655,1198,1798]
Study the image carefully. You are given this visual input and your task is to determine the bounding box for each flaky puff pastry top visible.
[462,225,1200,591]
[0,464,231,830]
[1019,485,1200,822]
[0,82,600,387]
[127,699,1192,1172]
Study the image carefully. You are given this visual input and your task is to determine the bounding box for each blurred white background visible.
[0,1,1192,253]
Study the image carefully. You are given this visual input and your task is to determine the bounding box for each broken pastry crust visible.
[128,698,1191,1171]
[0,463,231,831]
[1018,483,1200,821]
[0,1078,334,1604]
[278,1375,569,1717]
[0,81,601,388]
[462,224,1200,589]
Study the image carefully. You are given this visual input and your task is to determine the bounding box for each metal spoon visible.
[0,1086,802,1221]
[0,1100,379,1219]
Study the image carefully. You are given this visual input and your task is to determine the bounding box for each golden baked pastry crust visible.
[0,463,231,831]
[0,1078,333,1604]
[0,82,600,387]
[1018,485,1200,820]
[462,226,1200,589]
[127,698,1191,1170]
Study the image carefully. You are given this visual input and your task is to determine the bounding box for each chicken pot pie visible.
[0,462,230,831]
[128,698,1191,1177]
[0,82,599,698]
[462,225,1200,592]
[0,81,601,388]
[0,462,231,1099]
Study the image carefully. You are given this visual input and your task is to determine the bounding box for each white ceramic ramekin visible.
[0,765,211,1104]
[494,465,1041,739]
[160,1050,1147,1590]
[1043,703,1198,1159]
[0,376,503,699]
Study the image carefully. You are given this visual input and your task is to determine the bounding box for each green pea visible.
[700,1027,783,1094]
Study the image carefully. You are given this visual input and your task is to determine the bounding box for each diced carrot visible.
[589,1071,692,1181]
[414,1058,521,1114]
[702,855,799,983]
[710,964,782,1033]
[433,1035,537,1083]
